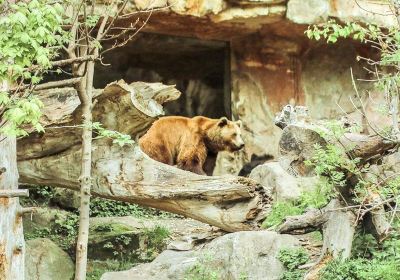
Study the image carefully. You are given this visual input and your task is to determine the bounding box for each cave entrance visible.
[94,33,231,119]
[95,33,230,175]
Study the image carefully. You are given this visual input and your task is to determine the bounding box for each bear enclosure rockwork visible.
[16,80,272,232]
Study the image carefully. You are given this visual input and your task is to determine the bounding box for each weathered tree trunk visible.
[278,199,356,260]
[0,137,26,280]
[16,81,270,232]
[74,54,96,280]
[0,76,26,280]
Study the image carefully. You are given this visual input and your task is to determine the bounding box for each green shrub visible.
[262,201,304,229]
[278,247,309,280]
[320,258,400,280]
[141,225,171,260]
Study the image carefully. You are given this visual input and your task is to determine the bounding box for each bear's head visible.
[205,117,245,153]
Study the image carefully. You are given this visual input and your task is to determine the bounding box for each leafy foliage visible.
[320,257,400,280]
[278,248,309,280]
[0,0,66,136]
[92,122,134,147]
[352,225,400,262]
[0,0,66,82]
[141,225,171,260]
[90,197,180,219]
[87,260,135,280]
[1,96,45,136]
[306,19,400,70]
[262,201,304,229]
[184,253,221,280]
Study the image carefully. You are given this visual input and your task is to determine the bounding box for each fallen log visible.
[17,80,271,232]
[18,143,271,232]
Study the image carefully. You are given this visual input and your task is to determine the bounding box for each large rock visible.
[101,231,301,280]
[249,161,317,202]
[287,0,396,27]
[211,5,286,25]
[25,238,74,280]
[88,216,212,260]
[23,207,70,235]
[51,188,80,210]
[169,0,226,17]
[302,41,371,120]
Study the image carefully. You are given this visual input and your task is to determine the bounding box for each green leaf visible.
[14,11,28,25]
[19,32,30,44]
[0,92,10,105]
[34,123,45,133]
[31,76,41,84]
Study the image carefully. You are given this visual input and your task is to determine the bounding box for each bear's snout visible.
[231,142,245,151]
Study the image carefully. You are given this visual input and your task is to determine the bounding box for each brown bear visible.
[139,116,245,175]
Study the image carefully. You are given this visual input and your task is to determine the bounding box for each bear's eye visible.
[232,133,237,137]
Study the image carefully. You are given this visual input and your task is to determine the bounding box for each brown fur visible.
[139,116,244,175]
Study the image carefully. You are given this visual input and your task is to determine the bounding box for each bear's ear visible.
[236,120,242,128]
[218,117,228,127]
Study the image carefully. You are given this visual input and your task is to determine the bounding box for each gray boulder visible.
[101,231,301,280]
[25,238,74,280]
[88,216,212,260]
[23,207,70,235]
[249,161,317,202]
[51,188,81,210]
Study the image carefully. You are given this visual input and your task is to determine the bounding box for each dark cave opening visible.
[94,32,231,119]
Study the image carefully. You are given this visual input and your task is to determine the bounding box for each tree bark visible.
[0,75,25,280]
[0,136,25,280]
[74,54,96,280]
